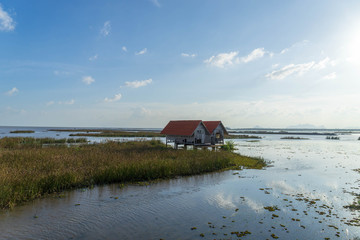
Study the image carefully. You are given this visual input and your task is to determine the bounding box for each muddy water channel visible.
[1,137,360,239]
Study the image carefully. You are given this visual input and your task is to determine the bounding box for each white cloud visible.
[82,76,95,85]
[46,101,55,106]
[313,57,330,70]
[131,106,152,118]
[266,58,333,80]
[280,48,289,54]
[204,51,238,68]
[135,48,147,55]
[0,5,15,31]
[125,78,152,88]
[241,48,267,63]
[323,72,337,80]
[54,70,70,75]
[205,48,270,68]
[100,21,111,36]
[64,99,75,105]
[266,62,315,80]
[150,0,161,7]
[122,46,127,52]
[6,87,18,96]
[181,53,196,58]
[104,93,122,103]
[58,99,75,105]
[89,54,98,61]
[280,40,309,54]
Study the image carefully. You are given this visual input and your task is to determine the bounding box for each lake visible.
[0,127,359,239]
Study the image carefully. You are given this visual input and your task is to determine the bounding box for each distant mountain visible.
[286,124,326,129]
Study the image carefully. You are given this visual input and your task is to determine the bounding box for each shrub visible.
[221,140,237,152]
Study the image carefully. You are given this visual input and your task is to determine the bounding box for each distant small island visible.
[10,130,35,134]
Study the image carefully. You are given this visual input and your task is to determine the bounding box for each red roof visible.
[161,120,205,136]
[203,121,228,134]
[203,121,221,134]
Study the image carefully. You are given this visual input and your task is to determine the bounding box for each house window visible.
[216,133,220,139]
[197,130,202,133]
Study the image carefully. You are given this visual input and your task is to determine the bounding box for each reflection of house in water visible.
[161,120,227,149]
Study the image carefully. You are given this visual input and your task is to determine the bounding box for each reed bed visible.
[0,137,87,149]
[0,139,265,209]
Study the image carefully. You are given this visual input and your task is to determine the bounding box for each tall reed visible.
[0,139,265,209]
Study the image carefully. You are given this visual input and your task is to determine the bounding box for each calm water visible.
[0,127,360,239]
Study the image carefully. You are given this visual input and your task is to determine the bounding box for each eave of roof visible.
[161,120,206,136]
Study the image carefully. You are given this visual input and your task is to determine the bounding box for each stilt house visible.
[203,121,228,145]
[161,120,227,148]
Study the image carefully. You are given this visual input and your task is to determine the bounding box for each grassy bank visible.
[0,139,265,209]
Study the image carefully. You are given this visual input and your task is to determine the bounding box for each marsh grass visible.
[0,139,265,209]
[0,137,87,149]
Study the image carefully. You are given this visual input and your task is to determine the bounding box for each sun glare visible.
[343,20,360,65]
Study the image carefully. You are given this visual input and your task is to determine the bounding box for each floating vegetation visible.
[9,130,35,134]
[230,230,251,237]
[281,137,309,140]
[264,206,280,212]
[326,136,340,140]
[271,233,279,239]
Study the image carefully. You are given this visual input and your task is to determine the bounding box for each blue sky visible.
[1,0,360,128]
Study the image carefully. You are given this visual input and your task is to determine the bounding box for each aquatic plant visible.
[326,136,340,140]
[0,139,265,209]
